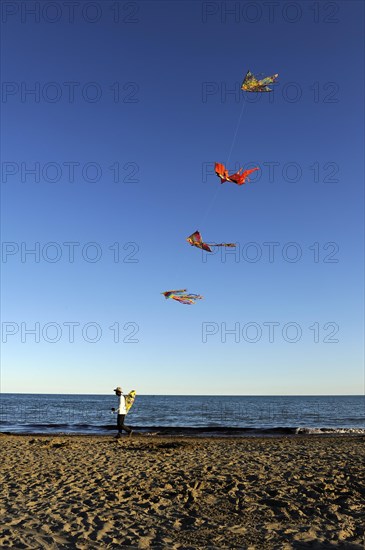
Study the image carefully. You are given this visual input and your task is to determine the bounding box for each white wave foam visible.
[295,427,365,435]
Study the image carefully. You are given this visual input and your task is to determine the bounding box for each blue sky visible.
[1,0,364,394]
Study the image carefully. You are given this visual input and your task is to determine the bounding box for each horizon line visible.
[1,392,364,397]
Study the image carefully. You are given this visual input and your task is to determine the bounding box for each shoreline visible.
[1,425,365,438]
[1,434,364,548]
[2,432,365,442]
[2,431,365,439]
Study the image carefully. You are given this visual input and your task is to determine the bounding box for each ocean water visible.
[0,394,364,436]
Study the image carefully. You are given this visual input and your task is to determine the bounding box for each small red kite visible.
[215,162,259,186]
[187,231,236,253]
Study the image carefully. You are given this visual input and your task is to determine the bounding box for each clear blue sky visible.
[1,1,364,394]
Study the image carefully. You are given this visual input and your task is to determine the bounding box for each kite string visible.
[226,99,246,166]
[200,98,247,226]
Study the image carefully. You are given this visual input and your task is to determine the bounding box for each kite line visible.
[164,70,279,303]
[226,99,246,166]
[200,98,247,226]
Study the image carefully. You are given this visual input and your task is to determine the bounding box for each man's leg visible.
[122,416,132,434]
[117,414,124,436]
[117,414,132,435]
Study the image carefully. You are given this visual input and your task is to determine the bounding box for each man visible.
[111,386,133,437]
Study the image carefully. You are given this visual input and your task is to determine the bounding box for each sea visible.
[0,394,364,437]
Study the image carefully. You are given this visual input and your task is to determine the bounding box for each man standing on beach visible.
[111,387,133,438]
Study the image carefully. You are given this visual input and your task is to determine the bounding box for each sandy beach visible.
[0,434,364,549]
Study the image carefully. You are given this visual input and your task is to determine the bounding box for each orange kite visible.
[215,162,259,185]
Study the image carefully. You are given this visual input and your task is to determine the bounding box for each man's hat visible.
[114,386,122,392]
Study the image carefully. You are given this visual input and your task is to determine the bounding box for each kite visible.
[215,162,259,185]
[125,390,136,413]
[187,230,236,253]
[241,70,278,93]
[162,289,203,305]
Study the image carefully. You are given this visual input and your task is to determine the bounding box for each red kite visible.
[215,162,259,185]
[187,231,236,253]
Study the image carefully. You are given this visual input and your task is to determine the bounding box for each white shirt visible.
[117,394,127,414]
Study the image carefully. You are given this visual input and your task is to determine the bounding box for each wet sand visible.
[0,434,364,549]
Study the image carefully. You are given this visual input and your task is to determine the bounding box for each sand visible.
[0,433,364,549]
